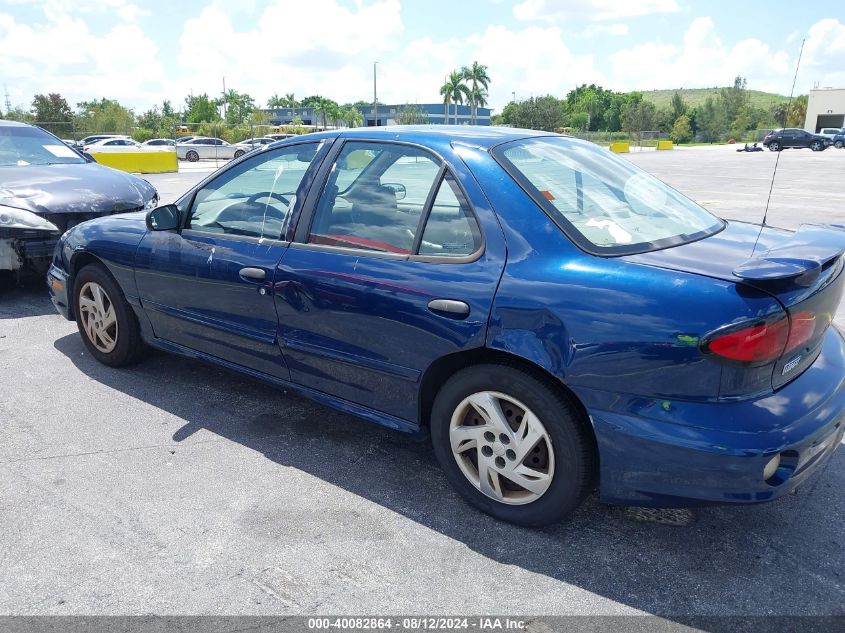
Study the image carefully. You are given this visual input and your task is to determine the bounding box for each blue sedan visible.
[47,127,845,526]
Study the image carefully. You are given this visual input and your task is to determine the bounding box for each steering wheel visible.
[246,191,290,207]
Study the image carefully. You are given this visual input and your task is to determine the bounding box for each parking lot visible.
[1,145,844,619]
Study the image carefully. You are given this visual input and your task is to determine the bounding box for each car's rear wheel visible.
[835,140,844,149]
[430,363,595,526]
[186,150,199,162]
[73,263,143,367]
[768,141,781,151]
[234,150,245,158]
[811,140,823,151]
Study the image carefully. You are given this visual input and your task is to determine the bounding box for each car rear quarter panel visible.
[462,148,785,405]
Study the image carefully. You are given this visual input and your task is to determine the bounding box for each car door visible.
[135,140,330,378]
[274,139,506,424]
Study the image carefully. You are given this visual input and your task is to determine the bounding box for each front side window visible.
[494,136,724,255]
[188,142,322,239]
[308,142,441,254]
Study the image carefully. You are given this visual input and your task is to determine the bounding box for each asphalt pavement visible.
[1,146,844,619]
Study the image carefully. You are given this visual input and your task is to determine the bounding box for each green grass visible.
[641,88,789,110]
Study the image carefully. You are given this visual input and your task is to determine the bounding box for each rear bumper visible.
[578,326,845,506]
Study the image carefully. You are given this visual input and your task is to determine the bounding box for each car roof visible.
[276,125,554,152]
[0,120,33,128]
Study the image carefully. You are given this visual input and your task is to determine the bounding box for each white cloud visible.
[513,0,678,22]
[802,18,845,88]
[609,16,793,92]
[0,8,163,112]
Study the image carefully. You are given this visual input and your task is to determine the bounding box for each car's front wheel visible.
[431,363,595,526]
[234,150,245,158]
[186,150,199,162]
[811,140,824,151]
[768,141,781,151]
[73,263,143,367]
[835,140,844,149]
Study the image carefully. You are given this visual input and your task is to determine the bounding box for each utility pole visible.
[3,85,11,115]
[373,62,378,127]
[221,76,227,121]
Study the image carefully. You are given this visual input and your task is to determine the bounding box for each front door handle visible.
[428,299,470,318]
[239,267,266,281]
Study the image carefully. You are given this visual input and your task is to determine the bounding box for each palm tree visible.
[462,62,490,124]
[343,107,363,128]
[313,99,328,129]
[440,70,469,125]
[284,93,299,108]
[267,94,285,109]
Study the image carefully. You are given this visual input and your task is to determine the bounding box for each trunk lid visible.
[626,221,845,391]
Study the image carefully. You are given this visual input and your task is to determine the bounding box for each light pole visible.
[373,62,378,127]
[512,91,516,103]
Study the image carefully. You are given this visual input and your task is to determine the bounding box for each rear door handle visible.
[428,299,470,318]
[239,267,266,281]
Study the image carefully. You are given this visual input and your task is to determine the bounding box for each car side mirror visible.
[146,204,180,231]
[383,182,407,201]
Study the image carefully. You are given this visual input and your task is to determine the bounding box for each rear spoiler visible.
[733,224,845,287]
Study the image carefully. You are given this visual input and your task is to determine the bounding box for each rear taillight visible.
[703,310,821,366]
[704,318,789,365]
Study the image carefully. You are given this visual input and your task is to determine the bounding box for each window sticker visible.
[43,144,80,158]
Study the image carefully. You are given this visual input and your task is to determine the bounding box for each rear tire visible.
[234,150,245,158]
[73,263,144,367]
[811,141,823,151]
[430,363,595,526]
[768,141,781,151]
[186,150,199,162]
[835,140,844,149]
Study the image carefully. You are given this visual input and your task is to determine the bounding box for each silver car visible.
[176,137,246,162]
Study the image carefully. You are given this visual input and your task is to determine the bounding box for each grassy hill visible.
[641,88,789,110]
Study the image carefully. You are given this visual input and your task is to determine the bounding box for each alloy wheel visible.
[78,281,118,353]
[448,391,555,505]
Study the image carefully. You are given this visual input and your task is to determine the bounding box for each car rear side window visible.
[418,173,481,257]
[307,142,442,254]
[494,136,724,256]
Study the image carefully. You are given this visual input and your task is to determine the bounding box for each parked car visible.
[0,120,157,274]
[265,133,294,141]
[83,138,142,153]
[832,130,845,149]
[142,138,177,147]
[176,137,245,161]
[818,127,843,139]
[175,136,197,143]
[238,137,275,150]
[762,128,831,151]
[47,127,845,526]
[77,134,130,148]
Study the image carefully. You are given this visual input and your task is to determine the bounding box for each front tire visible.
[835,140,844,149]
[234,150,245,158]
[768,141,781,151]
[73,263,143,367]
[431,363,595,526]
[811,141,823,151]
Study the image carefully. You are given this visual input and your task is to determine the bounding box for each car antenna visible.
[752,38,805,257]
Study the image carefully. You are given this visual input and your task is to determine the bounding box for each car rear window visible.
[493,136,724,256]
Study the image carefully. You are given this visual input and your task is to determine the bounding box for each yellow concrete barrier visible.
[609,142,629,153]
[91,150,178,174]
[656,140,674,150]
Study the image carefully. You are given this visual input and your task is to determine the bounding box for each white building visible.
[804,88,845,132]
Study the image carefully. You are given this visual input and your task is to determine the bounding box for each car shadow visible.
[53,332,845,622]
[0,275,57,319]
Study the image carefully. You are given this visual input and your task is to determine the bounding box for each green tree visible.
[787,94,807,127]
[301,95,327,108]
[570,111,589,132]
[161,100,175,118]
[439,70,469,125]
[622,100,656,145]
[184,93,220,123]
[31,93,73,136]
[461,61,491,124]
[284,93,299,108]
[219,89,255,125]
[75,98,135,135]
[729,107,752,141]
[267,94,285,108]
[394,104,428,125]
[720,76,749,130]
[695,96,726,142]
[505,96,566,131]
[670,115,693,143]
[342,106,363,128]
[670,91,687,122]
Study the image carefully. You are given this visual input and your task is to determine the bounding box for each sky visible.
[1,0,844,115]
